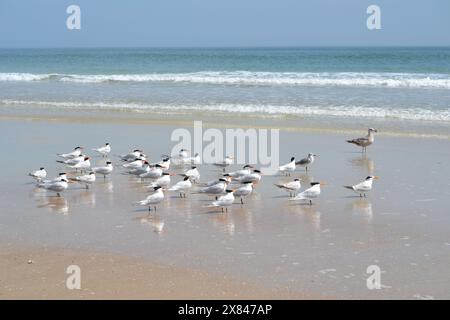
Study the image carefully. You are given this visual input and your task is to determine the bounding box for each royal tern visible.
[290,182,325,205]
[57,146,83,159]
[189,153,201,165]
[235,169,262,183]
[279,157,296,176]
[197,178,229,195]
[296,153,317,172]
[139,164,163,179]
[37,178,69,197]
[347,128,378,152]
[128,161,150,175]
[122,158,145,169]
[227,164,254,179]
[157,157,171,170]
[168,176,192,198]
[137,186,164,211]
[28,167,47,181]
[344,175,379,197]
[200,174,231,187]
[274,178,301,197]
[184,166,200,183]
[70,157,91,172]
[56,154,86,166]
[92,161,114,179]
[41,172,67,183]
[70,172,96,189]
[146,172,172,188]
[120,149,146,162]
[179,148,189,159]
[213,156,234,171]
[92,143,111,157]
[206,189,235,212]
[233,181,253,204]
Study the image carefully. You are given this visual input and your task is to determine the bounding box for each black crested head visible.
[225,189,233,193]
[162,172,170,175]
[106,161,112,164]
[366,176,373,180]
[106,143,110,145]
[254,169,261,173]
[290,157,295,161]
[183,176,190,181]
[191,166,197,169]
[311,182,320,186]
[40,167,45,170]
[154,186,162,190]
[59,172,66,176]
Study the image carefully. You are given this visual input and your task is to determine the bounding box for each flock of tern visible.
[28,128,378,212]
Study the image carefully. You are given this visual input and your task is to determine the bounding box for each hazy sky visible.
[0,0,449,48]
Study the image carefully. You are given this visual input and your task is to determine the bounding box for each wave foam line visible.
[1,99,449,122]
[1,71,450,88]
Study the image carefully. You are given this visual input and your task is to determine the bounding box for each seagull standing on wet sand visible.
[347,128,378,152]
[344,175,379,197]
[296,153,317,172]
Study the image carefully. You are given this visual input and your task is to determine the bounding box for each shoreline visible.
[1,109,449,140]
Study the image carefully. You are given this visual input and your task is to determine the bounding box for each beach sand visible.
[0,242,308,299]
[1,113,450,299]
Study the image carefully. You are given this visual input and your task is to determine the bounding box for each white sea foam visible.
[2,99,449,122]
[1,71,450,89]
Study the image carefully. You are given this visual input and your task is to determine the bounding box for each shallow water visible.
[1,119,450,299]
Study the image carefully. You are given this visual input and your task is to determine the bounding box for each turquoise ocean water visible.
[0,47,449,122]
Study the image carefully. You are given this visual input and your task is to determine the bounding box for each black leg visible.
[240,198,243,205]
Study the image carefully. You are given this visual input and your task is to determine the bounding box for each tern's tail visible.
[274,183,286,189]
[344,186,354,190]
[346,139,357,144]
[56,160,65,164]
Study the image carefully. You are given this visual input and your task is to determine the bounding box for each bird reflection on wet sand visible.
[37,196,69,215]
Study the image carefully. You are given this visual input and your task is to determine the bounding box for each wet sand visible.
[1,115,450,299]
[0,242,308,299]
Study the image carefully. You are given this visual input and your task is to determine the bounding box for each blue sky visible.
[0,0,449,48]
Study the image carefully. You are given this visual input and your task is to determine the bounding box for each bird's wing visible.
[348,137,369,145]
